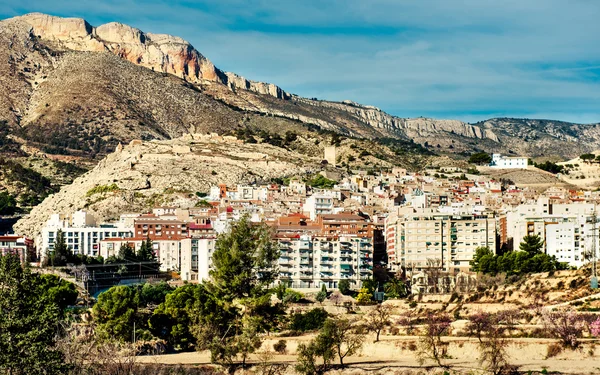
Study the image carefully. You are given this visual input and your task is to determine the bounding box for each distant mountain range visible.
[1,12,599,163]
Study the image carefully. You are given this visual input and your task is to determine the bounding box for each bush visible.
[338,279,351,295]
[289,308,329,332]
[546,343,563,358]
[283,289,304,303]
[86,183,119,197]
[273,340,287,354]
[409,300,418,308]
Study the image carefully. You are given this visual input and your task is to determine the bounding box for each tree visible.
[542,308,584,348]
[138,281,173,306]
[193,215,281,369]
[470,246,494,273]
[118,243,136,261]
[467,310,494,343]
[0,253,69,374]
[469,152,492,165]
[519,235,544,256]
[136,236,155,261]
[316,284,327,304]
[38,273,78,313]
[93,285,139,341]
[478,314,512,375]
[209,215,278,300]
[355,287,372,304]
[417,313,452,368]
[580,153,596,162]
[384,278,408,299]
[308,317,364,367]
[365,304,392,341]
[0,191,17,215]
[296,334,335,375]
[290,308,328,332]
[52,229,72,266]
[338,279,351,295]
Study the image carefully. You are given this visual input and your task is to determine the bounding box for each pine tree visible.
[136,236,155,261]
[118,243,136,261]
[519,235,544,256]
[0,253,69,374]
[52,229,72,266]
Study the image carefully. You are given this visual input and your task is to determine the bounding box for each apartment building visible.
[386,208,496,274]
[274,213,375,289]
[41,211,134,257]
[303,194,335,220]
[0,235,35,263]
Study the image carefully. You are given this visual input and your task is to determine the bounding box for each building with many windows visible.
[386,208,496,274]
[41,211,134,258]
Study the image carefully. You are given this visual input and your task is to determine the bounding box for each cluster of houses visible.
[6,153,600,291]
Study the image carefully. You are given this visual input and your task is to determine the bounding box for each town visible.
[5,151,599,296]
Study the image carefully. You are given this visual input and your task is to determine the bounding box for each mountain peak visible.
[9,12,288,99]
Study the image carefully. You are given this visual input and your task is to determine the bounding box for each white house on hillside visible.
[490,154,528,169]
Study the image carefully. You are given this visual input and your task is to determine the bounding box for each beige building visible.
[386,208,496,274]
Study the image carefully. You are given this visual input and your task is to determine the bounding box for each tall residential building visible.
[386,208,496,274]
[274,213,375,289]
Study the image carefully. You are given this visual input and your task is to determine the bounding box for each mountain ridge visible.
[1,12,600,161]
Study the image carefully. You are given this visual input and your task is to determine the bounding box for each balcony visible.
[300,258,312,265]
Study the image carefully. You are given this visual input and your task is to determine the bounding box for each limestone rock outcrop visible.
[14,13,286,98]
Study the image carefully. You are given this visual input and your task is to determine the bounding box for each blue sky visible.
[1,0,600,123]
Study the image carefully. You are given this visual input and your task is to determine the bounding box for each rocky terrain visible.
[2,13,599,158]
[1,12,600,214]
[14,134,328,238]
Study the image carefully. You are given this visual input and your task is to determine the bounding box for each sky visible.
[1,0,599,124]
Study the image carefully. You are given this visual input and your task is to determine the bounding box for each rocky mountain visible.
[0,11,599,208]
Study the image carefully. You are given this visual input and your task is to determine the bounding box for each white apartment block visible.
[42,211,134,257]
[490,154,528,169]
[386,208,496,274]
[277,234,373,289]
[303,194,335,220]
[100,236,216,282]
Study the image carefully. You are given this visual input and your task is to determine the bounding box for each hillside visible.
[14,134,324,238]
[1,13,600,212]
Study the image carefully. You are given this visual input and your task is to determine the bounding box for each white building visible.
[490,154,528,169]
[303,194,335,220]
[41,211,134,258]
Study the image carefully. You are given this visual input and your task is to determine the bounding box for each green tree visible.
[470,246,494,272]
[338,279,351,295]
[316,284,327,303]
[136,236,155,261]
[0,191,17,215]
[321,317,364,366]
[52,229,72,266]
[118,243,136,261]
[38,273,78,312]
[469,152,492,165]
[209,215,278,300]
[193,215,282,368]
[384,278,408,299]
[139,281,173,306]
[519,235,544,256]
[92,285,139,341]
[0,254,68,374]
[580,153,596,162]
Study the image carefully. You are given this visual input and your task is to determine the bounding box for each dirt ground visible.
[138,335,600,374]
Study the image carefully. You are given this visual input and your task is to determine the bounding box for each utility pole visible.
[592,208,598,289]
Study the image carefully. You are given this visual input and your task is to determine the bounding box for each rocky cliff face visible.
[15,13,287,98]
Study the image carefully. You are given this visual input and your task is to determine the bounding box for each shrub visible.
[289,308,329,332]
[86,183,119,197]
[338,279,351,295]
[409,300,418,308]
[546,343,563,358]
[283,289,304,303]
[273,340,287,354]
